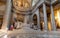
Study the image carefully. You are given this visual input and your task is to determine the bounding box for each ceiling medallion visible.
[13,0,31,11]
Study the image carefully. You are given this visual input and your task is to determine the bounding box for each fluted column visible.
[51,5,56,31]
[2,0,12,30]
[43,3,48,31]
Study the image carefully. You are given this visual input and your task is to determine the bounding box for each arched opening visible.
[33,14,37,25]
[32,14,38,30]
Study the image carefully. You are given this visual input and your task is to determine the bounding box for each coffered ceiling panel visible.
[13,0,32,11]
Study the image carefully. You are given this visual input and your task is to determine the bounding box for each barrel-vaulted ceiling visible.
[0,0,39,15]
[0,0,58,14]
[0,0,39,11]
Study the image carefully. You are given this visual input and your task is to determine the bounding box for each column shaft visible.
[2,0,12,30]
[51,5,56,31]
[29,15,33,28]
[24,15,28,24]
[43,3,48,30]
[37,9,40,29]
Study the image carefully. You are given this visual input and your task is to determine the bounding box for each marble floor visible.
[0,24,60,38]
[7,26,60,38]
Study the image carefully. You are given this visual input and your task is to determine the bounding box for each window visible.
[55,9,60,30]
